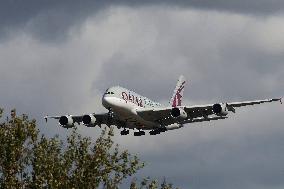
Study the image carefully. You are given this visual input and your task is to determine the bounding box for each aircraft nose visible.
[102,96,115,109]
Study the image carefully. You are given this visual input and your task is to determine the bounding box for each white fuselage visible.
[102,86,163,130]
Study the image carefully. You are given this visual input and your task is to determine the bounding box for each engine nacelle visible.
[212,103,228,116]
[59,115,74,128]
[165,123,183,130]
[170,107,188,120]
[82,114,97,126]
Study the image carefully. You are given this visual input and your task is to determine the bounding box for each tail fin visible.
[170,75,186,107]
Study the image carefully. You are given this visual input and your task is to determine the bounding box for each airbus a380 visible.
[45,75,282,136]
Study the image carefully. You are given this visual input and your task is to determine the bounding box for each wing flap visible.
[181,116,228,124]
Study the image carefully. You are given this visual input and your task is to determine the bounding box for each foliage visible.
[130,177,178,189]
[0,109,179,189]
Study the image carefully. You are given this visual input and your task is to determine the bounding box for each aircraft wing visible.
[137,98,282,126]
[45,113,116,126]
[227,98,281,107]
[136,105,218,126]
[45,115,83,123]
[184,98,282,114]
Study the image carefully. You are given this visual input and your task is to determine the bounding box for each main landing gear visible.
[120,129,129,135]
[120,130,146,136]
[149,127,167,135]
[149,130,160,135]
[134,130,145,136]
[120,128,167,136]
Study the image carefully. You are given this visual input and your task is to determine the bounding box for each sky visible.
[1,1,284,188]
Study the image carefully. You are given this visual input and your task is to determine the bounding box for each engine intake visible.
[170,107,187,120]
[59,116,74,128]
[212,103,228,116]
[82,114,96,126]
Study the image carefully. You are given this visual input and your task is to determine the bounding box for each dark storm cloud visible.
[1,0,284,41]
[0,0,107,41]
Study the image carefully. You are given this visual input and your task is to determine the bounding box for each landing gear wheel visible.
[149,130,160,135]
[120,130,129,135]
[134,132,142,136]
[107,108,113,118]
[159,127,167,132]
[107,108,114,126]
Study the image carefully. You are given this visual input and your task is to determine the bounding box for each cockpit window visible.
[105,91,114,95]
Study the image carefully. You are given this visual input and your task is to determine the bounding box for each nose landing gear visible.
[107,108,114,118]
[106,108,114,127]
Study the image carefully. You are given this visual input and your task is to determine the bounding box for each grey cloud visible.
[1,0,284,42]
[93,54,181,102]
[94,9,284,104]
[0,31,106,137]
[0,1,107,42]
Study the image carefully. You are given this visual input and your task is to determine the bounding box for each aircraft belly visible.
[111,102,158,130]
[125,117,156,130]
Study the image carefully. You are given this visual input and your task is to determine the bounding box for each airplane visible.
[45,75,282,136]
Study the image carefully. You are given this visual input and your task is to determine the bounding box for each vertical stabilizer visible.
[170,75,186,107]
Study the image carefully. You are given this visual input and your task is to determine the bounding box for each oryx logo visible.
[172,81,186,107]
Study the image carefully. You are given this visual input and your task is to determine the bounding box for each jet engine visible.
[165,123,183,130]
[59,115,74,128]
[170,107,187,120]
[212,103,228,116]
[82,114,97,126]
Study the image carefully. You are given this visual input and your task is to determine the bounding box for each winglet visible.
[280,98,282,104]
